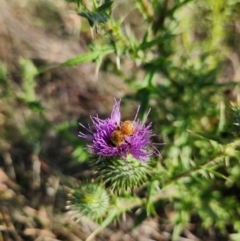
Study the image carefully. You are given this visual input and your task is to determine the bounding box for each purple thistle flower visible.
[79,99,161,162]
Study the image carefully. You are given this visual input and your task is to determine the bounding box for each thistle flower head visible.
[79,99,161,162]
[96,154,152,192]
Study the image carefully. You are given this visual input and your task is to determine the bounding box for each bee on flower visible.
[79,99,161,162]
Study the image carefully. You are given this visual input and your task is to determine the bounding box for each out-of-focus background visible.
[1,0,240,240]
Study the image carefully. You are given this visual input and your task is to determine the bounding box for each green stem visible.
[165,153,226,185]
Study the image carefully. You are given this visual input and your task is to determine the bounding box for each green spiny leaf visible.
[78,1,112,27]
[61,47,114,67]
[78,11,109,27]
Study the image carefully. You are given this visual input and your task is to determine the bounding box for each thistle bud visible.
[67,183,109,221]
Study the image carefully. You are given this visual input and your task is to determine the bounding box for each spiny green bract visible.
[67,183,109,221]
[96,154,152,192]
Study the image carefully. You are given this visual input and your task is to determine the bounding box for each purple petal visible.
[111,98,121,125]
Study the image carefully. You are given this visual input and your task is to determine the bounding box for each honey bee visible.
[120,120,135,136]
[110,120,135,147]
[109,130,125,146]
